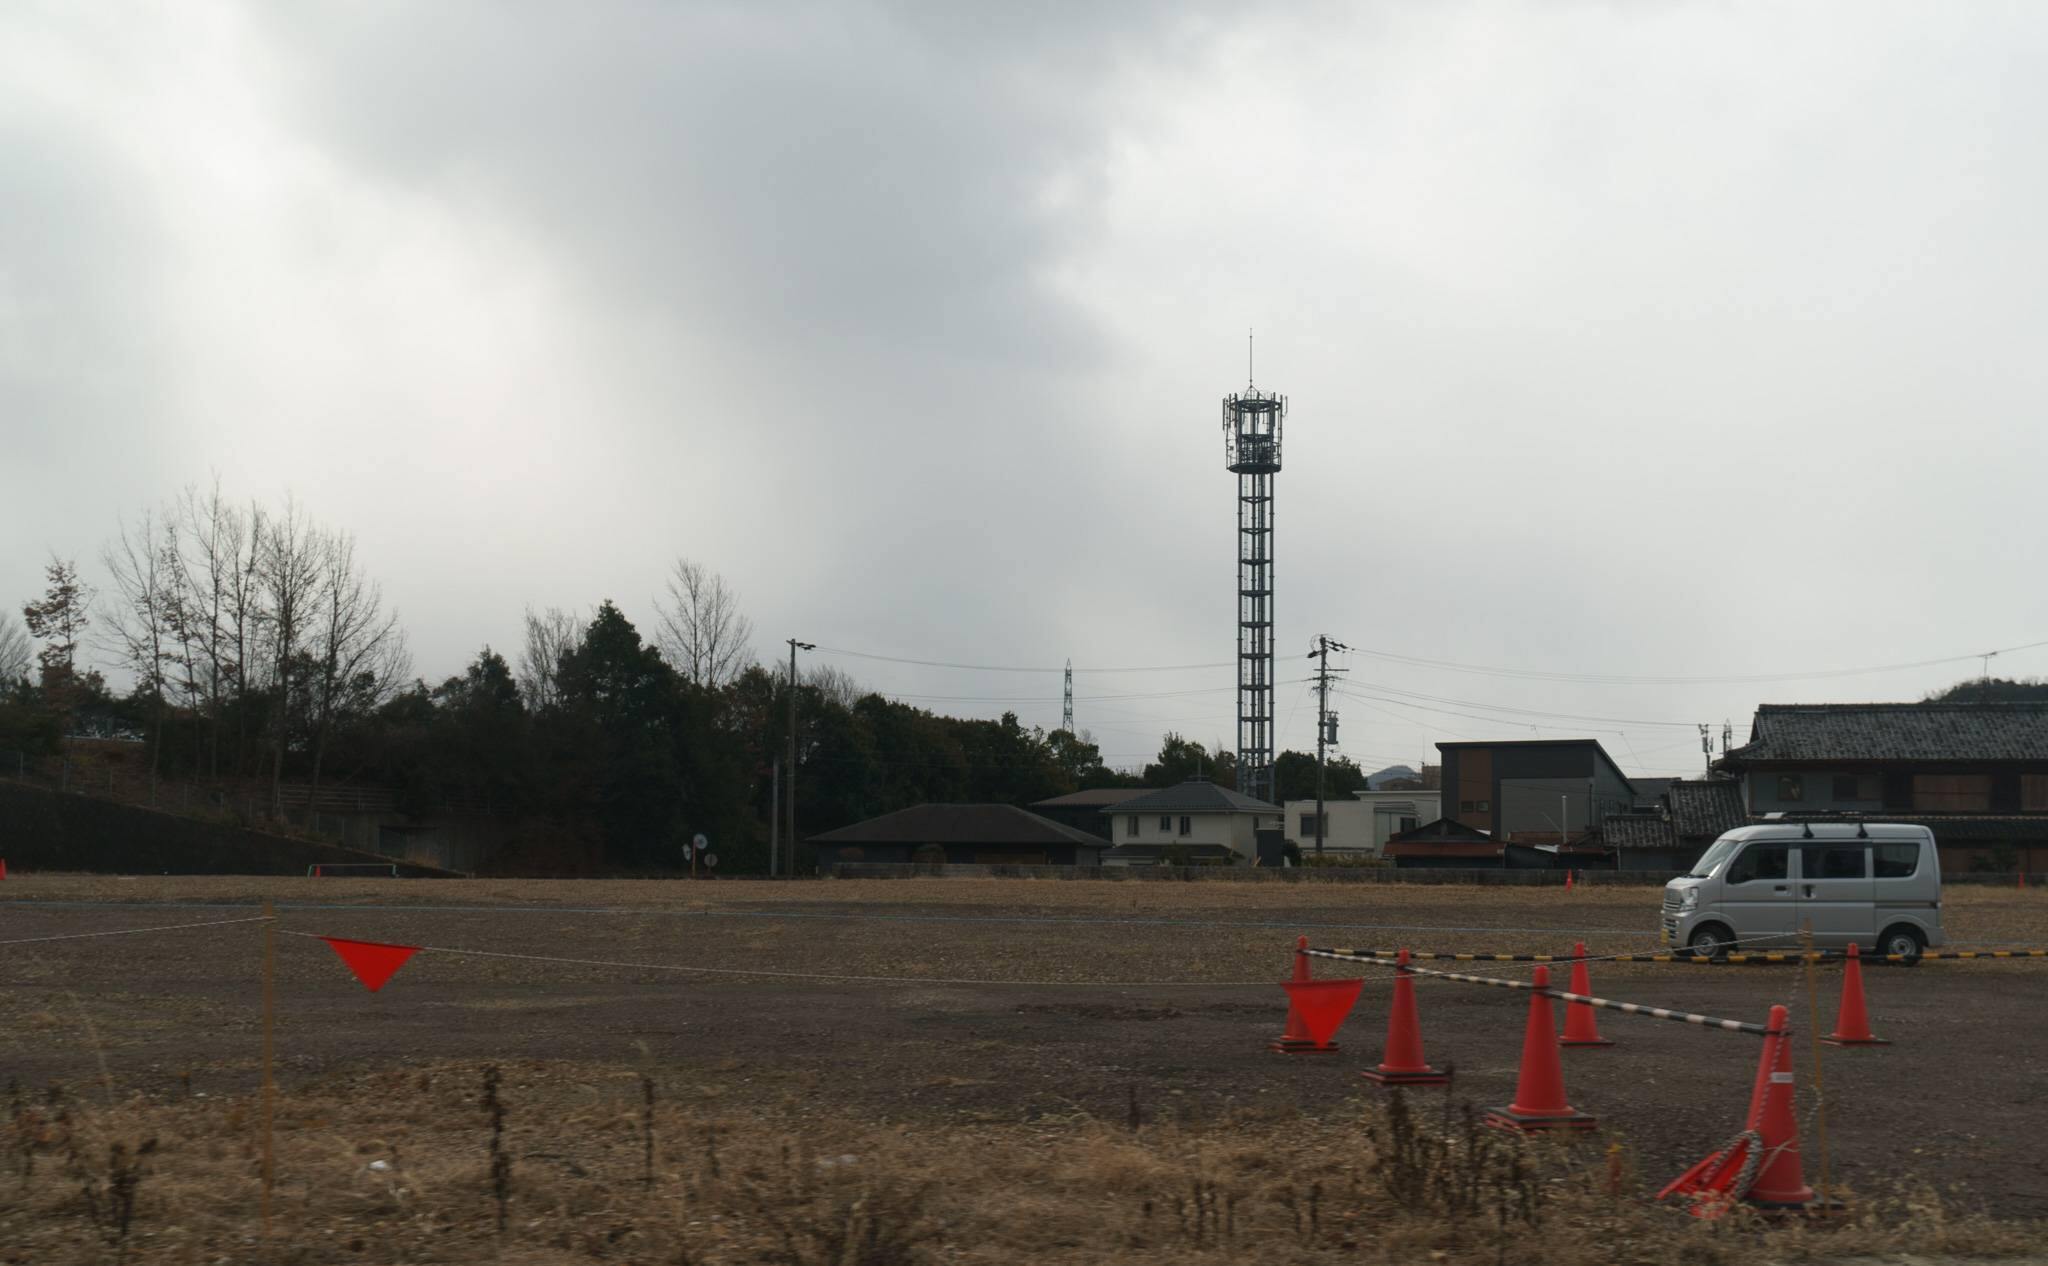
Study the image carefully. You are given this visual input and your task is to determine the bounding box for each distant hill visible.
[1366,764,1421,790]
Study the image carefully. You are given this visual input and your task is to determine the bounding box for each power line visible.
[812,645,1297,675]
[1334,687,1693,733]
[1346,637,2048,687]
[1341,682,1698,728]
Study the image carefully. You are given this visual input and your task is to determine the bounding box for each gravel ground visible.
[5,875,2047,1217]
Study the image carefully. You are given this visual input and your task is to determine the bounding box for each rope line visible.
[1315,931,1833,971]
[0,915,273,947]
[1304,949,1769,1035]
[274,929,1294,989]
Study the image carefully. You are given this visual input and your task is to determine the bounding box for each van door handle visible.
[1802,885,1815,898]
[1773,885,1788,893]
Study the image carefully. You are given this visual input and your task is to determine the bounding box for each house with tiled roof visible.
[1100,778,1281,865]
[1598,778,1746,871]
[1715,702,2048,872]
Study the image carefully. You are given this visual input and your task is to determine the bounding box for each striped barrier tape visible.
[1320,947,2048,965]
[1316,948,1838,965]
[1304,948,1771,1035]
[1892,949,2048,961]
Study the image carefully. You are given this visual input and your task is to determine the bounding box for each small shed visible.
[808,803,1110,868]
[1382,817,1500,868]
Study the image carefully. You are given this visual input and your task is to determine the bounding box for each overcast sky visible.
[6,1,2047,778]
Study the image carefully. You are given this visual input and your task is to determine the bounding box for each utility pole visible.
[1307,636,1348,856]
[1699,724,1711,777]
[786,639,813,877]
[769,757,780,878]
[1063,659,1073,734]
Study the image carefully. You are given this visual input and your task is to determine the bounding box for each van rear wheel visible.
[1687,924,1734,960]
[1878,924,1924,965]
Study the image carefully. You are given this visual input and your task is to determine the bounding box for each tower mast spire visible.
[1222,346,1285,804]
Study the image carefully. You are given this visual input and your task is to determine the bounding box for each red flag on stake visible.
[1280,978,1364,1050]
[321,937,421,993]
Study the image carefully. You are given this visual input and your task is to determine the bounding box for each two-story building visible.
[1280,789,1442,858]
[1716,702,2048,872]
[1438,739,1638,844]
[1100,779,1281,865]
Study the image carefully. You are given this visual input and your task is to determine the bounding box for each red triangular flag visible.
[1280,978,1364,1049]
[321,937,421,992]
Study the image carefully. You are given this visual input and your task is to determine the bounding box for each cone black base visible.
[1820,1035,1891,1047]
[1484,1106,1597,1133]
[1361,1066,1449,1086]
[1559,1036,1615,1048]
[1269,1037,1340,1054]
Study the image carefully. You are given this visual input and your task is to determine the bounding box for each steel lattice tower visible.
[1223,373,1284,805]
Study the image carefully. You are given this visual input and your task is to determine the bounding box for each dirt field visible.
[4,875,2046,1264]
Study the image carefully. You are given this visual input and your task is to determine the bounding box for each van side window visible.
[1728,843,1789,884]
[1799,845,1868,880]
[1873,842,1920,878]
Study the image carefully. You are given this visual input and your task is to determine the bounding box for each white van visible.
[1662,821,1943,962]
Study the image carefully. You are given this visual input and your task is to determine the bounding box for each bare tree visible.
[99,509,181,776]
[166,481,247,778]
[227,500,265,776]
[305,528,408,806]
[518,606,585,709]
[805,663,866,710]
[255,498,324,815]
[0,613,29,686]
[653,559,756,688]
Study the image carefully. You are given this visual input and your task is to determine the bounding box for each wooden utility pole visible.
[785,640,813,877]
[1307,636,1347,857]
[260,899,276,1245]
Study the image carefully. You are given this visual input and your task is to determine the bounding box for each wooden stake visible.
[1801,923,1832,1211]
[261,898,276,1243]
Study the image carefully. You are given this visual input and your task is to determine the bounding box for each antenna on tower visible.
[1247,327,1254,387]
[1062,660,1074,734]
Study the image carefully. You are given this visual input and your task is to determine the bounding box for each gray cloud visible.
[6,2,2048,775]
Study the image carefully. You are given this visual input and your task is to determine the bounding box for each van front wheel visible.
[1878,924,1925,966]
[1687,924,1734,960]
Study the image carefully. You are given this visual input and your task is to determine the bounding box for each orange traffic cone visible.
[1362,948,1448,1086]
[1485,966,1596,1132]
[0,858,7,880]
[1564,869,1575,892]
[1658,1004,1814,1214]
[1559,942,1614,1048]
[1746,1005,1816,1208]
[1823,943,1889,1046]
[1271,936,1341,1053]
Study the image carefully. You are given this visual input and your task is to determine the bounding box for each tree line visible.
[2,485,1373,871]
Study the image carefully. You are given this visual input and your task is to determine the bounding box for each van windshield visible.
[1690,837,1741,878]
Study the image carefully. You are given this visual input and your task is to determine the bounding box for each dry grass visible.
[2,1060,2041,1266]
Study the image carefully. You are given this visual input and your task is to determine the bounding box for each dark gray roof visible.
[1669,779,1747,840]
[1724,703,2048,765]
[1099,779,1280,816]
[808,804,1108,849]
[1602,813,1677,851]
[1032,788,1150,808]
[1627,777,1677,806]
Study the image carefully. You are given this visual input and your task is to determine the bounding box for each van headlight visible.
[1680,888,1699,911]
